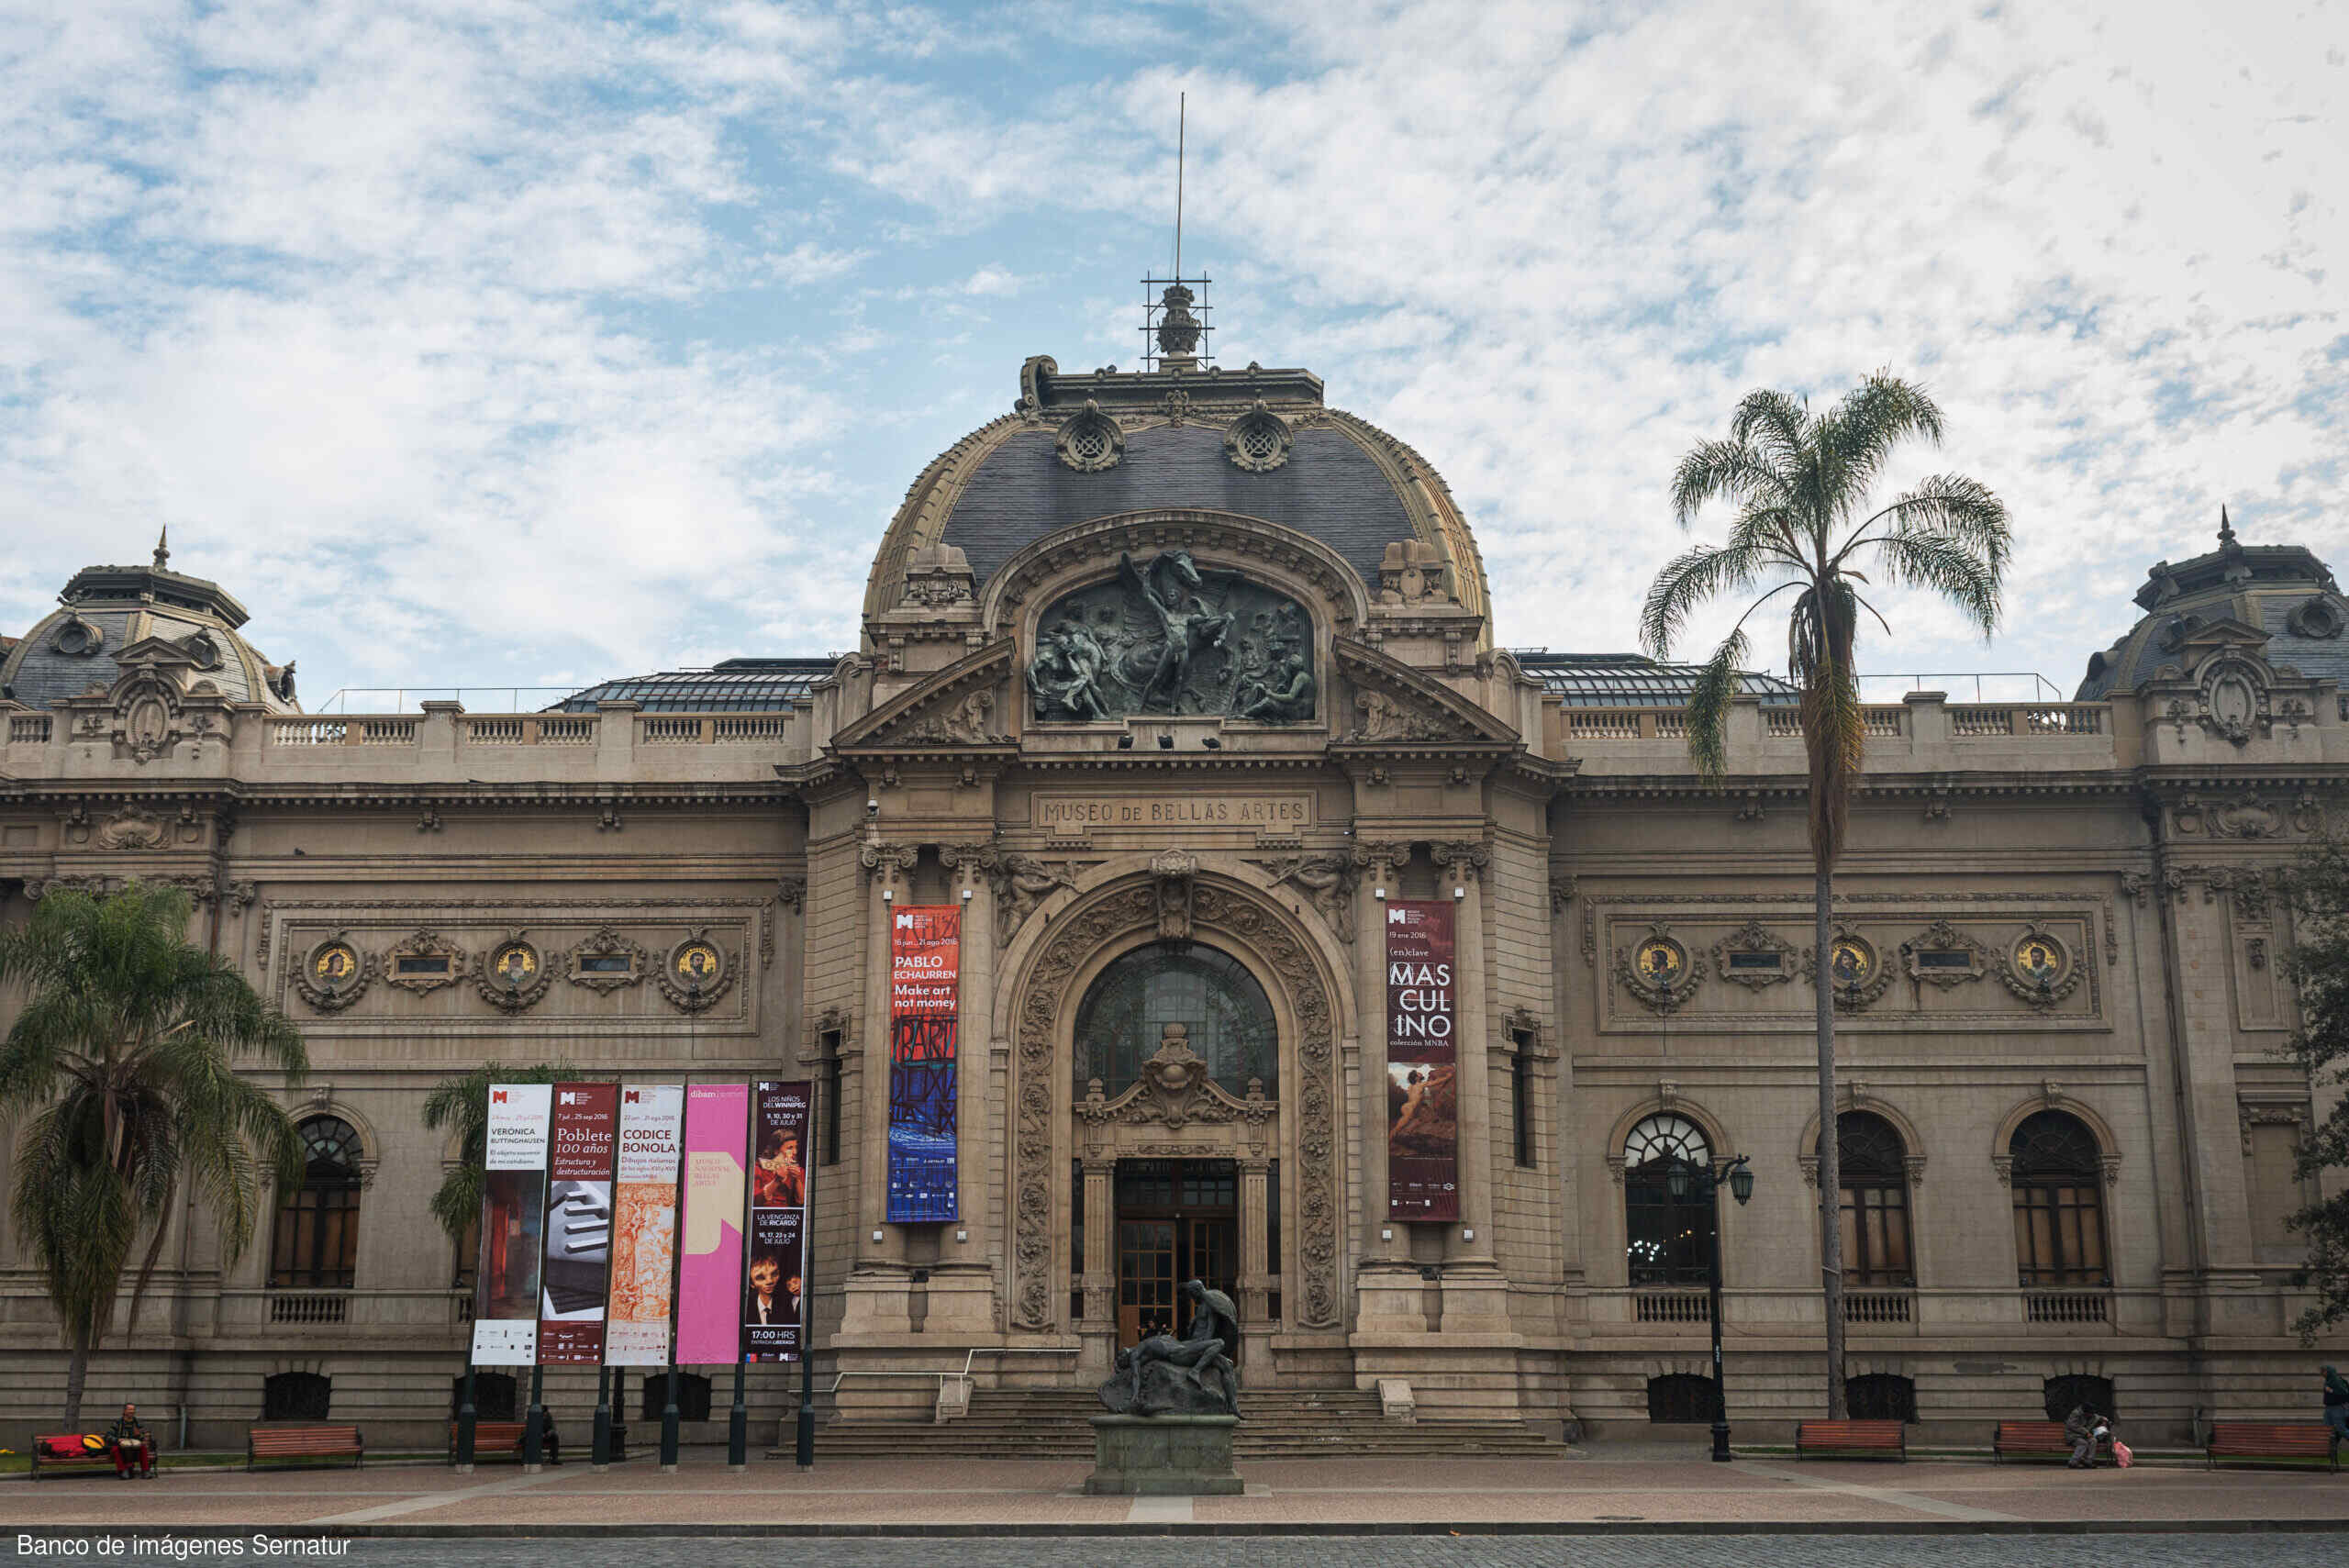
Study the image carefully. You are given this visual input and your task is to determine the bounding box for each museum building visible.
[1,321,2343,1450]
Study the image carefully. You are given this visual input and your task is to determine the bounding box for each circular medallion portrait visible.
[674,941,722,987]
[313,942,360,989]
[490,941,538,988]
[1633,935,1688,988]
[1827,935,1876,990]
[2013,931,2069,988]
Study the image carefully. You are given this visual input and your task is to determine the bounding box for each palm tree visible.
[422,1061,576,1255]
[1640,373,2010,1418]
[0,882,307,1426]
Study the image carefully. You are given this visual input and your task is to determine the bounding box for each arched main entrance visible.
[1075,942,1275,1346]
[1004,873,1345,1383]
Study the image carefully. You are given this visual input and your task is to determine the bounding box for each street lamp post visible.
[1670,1152,1754,1462]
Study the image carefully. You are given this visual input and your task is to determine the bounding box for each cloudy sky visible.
[3,0,2341,708]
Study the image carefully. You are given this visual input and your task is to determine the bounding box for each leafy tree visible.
[0,883,307,1426]
[1641,374,2010,1416]
[422,1062,576,1254]
[2277,838,2349,1341]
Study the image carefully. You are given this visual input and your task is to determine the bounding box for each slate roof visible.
[2073,531,2346,699]
[1515,651,1800,706]
[551,658,834,712]
[941,423,1412,591]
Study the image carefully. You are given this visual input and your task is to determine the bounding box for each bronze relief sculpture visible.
[1028,550,1316,724]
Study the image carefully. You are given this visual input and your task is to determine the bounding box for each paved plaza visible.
[3,1451,2344,1548]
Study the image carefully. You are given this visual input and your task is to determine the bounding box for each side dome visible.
[2076,512,2347,699]
[864,356,1492,647]
[0,537,299,712]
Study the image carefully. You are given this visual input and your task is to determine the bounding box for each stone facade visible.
[1,354,2343,1449]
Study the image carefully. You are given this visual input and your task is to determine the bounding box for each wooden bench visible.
[1993,1420,2075,1462]
[1795,1418,1907,1461]
[246,1424,363,1471]
[29,1434,122,1480]
[450,1419,528,1462]
[2206,1422,2341,1472]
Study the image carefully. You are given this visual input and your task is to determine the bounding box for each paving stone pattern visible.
[4,1536,2334,1568]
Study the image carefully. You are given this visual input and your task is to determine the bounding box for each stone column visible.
[839,839,914,1338]
[1081,1158,1115,1378]
[1435,840,1510,1332]
[1239,1155,1274,1374]
[1352,840,1426,1335]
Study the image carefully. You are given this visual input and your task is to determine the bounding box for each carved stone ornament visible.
[1615,924,1703,1013]
[2174,793,2286,840]
[1999,922,2083,1006]
[1250,853,1357,946]
[991,852,1079,941]
[2238,1100,2312,1156]
[1710,919,1796,990]
[383,929,463,995]
[1054,398,1123,473]
[658,928,735,1011]
[1012,880,1340,1332]
[94,805,170,851]
[1077,1024,1276,1131]
[474,930,553,1011]
[1378,539,1450,606]
[1898,919,1991,989]
[2192,651,2274,747]
[898,542,976,608]
[2288,594,2348,639]
[1223,399,1294,473]
[1152,849,1197,940]
[899,686,1006,745]
[565,926,650,993]
[1345,688,1450,743]
[1803,926,1894,1010]
[1028,549,1315,724]
[291,932,374,1013]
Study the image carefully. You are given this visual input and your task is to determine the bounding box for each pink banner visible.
[675,1083,750,1364]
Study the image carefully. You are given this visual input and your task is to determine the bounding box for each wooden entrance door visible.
[1114,1158,1238,1349]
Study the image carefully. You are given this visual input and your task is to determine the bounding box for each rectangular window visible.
[820,1029,843,1165]
[1510,1029,1535,1168]
[1917,950,1972,970]
[578,953,631,974]
[1727,951,1783,973]
[2012,1183,2108,1286]
[395,954,451,978]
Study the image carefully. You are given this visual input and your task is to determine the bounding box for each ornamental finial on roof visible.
[2218,505,2236,549]
[153,526,169,570]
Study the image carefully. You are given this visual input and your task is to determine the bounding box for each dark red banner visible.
[1386,901,1459,1221]
[538,1081,618,1363]
[743,1080,810,1362]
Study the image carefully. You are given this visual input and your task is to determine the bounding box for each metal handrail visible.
[824,1344,1080,1399]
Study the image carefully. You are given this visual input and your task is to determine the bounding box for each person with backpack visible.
[2323,1365,2349,1447]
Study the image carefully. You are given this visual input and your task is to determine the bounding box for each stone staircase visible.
[779,1385,1563,1461]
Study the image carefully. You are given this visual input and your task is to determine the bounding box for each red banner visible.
[887,906,961,1223]
[1386,901,1460,1221]
[538,1082,618,1363]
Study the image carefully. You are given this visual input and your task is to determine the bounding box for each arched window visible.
[1834,1112,1914,1288]
[271,1117,362,1289]
[451,1372,517,1421]
[2009,1110,2109,1287]
[2043,1373,2115,1421]
[640,1372,712,1421]
[1646,1373,1717,1422]
[1074,943,1276,1096]
[262,1371,330,1421]
[1846,1373,1917,1423]
[1623,1113,1714,1286]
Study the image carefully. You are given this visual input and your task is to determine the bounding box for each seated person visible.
[107,1402,155,1478]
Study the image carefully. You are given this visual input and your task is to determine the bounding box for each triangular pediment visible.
[832,639,1015,752]
[1330,638,1520,747]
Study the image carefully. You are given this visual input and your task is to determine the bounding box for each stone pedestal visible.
[1083,1414,1242,1496]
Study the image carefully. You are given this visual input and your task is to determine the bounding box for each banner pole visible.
[591,1362,613,1469]
[727,1357,749,1471]
[661,1362,680,1472]
[522,1362,546,1470]
[455,1361,477,1472]
[796,1075,818,1471]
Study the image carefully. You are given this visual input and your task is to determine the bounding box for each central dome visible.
[864,356,1491,647]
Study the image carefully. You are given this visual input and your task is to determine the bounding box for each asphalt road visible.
[5,1534,2342,1566]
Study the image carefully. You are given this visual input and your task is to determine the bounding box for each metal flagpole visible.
[1174,92,1185,280]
